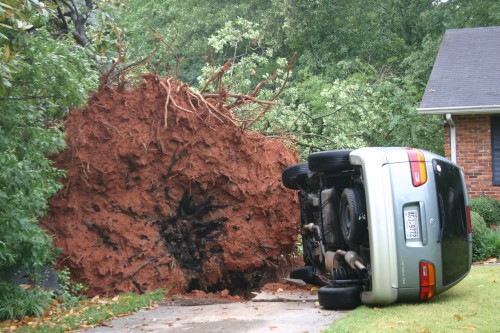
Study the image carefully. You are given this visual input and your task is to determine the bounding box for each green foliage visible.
[122,0,273,83]
[56,268,87,309]
[255,60,443,157]
[471,211,489,262]
[0,282,53,321]
[121,0,500,159]
[2,289,166,332]
[0,0,123,323]
[471,206,500,262]
[0,0,98,318]
[471,211,488,234]
[442,0,500,29]
[0,27,97,271]
[470,197,500,228]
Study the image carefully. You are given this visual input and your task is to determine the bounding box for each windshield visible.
[433,159,470,286]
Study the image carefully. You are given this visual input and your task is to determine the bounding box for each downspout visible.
[445,113,457,163]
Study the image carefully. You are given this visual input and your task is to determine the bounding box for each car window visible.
[433,159,469,286]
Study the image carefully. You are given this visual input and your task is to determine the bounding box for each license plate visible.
[404,210,420,239]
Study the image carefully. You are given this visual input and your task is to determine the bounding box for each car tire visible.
[282,163,309,190]
[290,266,317,285]
[308,150,352,173]
[340,187,367,246]
[317,285,362,310]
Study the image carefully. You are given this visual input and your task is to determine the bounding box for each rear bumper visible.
[350,148,398,305]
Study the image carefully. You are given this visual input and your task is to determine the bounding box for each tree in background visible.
[0,0,119,319]
[120,0,462,156]
[122,0,273,83]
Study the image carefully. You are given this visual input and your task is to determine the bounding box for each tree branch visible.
[98,29,123,89]
[242,52,297,130]
[200,58,234,94]
[149,29,181,80]
[203,93,275,108]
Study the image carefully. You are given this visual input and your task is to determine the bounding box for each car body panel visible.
[350,148,399,305]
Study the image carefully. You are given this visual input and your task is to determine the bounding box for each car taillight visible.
[419,261,436,300]
[406,148,427,187]
[466,205,472,234]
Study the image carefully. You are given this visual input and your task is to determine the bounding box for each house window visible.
[492,116,500,185]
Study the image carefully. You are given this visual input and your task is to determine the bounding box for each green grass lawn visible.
[325,265,499,333]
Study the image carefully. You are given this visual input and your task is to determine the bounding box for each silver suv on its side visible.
[282,147,472,309]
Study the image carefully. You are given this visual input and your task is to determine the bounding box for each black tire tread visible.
[282,163,309,190]
[308,150,352,173]
[317,285,362,310]
[289,266,317,285]
[340,187,367,246]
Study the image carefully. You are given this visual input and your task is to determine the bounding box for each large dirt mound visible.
[41,75,300,296]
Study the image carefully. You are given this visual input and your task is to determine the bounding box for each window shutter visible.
[491,116,500,185]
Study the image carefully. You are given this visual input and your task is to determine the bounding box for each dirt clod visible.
[41,75,300,296]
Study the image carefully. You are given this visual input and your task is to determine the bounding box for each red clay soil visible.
[40,75,300,297]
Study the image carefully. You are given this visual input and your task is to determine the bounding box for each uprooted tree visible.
[41,70,301,296]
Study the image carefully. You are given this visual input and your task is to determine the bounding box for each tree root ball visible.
[41,75,300,296]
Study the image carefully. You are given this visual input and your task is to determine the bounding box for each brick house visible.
[418,26,500,199]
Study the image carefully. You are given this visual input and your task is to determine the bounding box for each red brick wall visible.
[444,115,500,199]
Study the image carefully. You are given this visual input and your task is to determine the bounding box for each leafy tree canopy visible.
[0,0,104,275]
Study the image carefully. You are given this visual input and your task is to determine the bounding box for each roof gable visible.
[418,26,500,115]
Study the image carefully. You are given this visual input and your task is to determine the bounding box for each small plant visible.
[0,288,167,333]
[0,282,53,321]
[469,197,500,228]
[471,211,500,262]
[56,268,87,308]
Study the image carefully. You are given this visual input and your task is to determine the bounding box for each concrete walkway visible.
[82,289,345,333]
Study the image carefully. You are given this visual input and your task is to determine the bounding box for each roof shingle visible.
[418,26,500,114]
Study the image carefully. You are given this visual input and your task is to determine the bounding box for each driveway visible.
[82,288,346,333]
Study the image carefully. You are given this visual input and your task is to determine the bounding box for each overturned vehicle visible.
[282,147,472,309]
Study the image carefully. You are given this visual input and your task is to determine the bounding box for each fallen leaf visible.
[463,326,476,330]
[419,328,431,333]
[373,307,381,311]
[276,288,283,292]
[80,324,94,329]
[454,314,463,320]
[18,284,33,290]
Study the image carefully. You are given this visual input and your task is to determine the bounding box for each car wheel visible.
[308,150,352,173]
[290,266,317,285]
[317,285,362,310]
[282,163,309,190]
[340,187,367,246]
